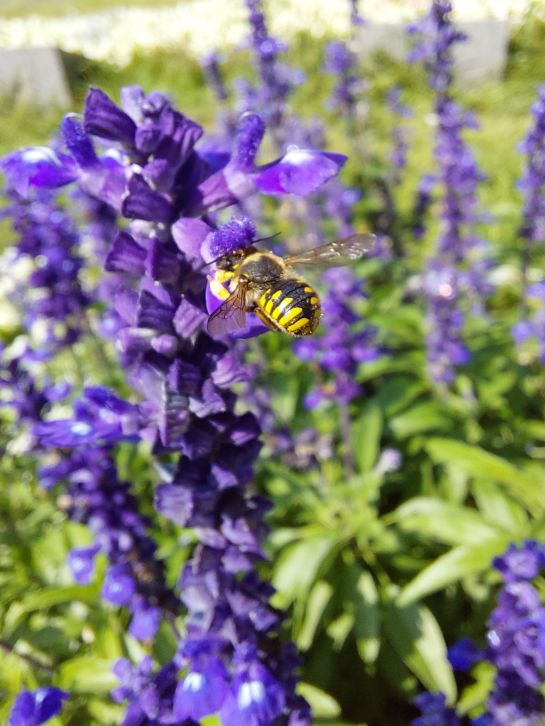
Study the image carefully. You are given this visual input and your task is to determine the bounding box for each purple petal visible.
[102,565,136,605]
[129,606,161,641]
[253,148,346,196]
[0,147,77,196]
[173,297,207,338]
[220,663,286,726]
[68,545,100,585]
[173,659,229,720]
[172,218,213,260]
[232,113,266,172]
[83,87,136,145]
[9,687,69,726]
[105,231,146,275]
[61,114,98,169]
[122,173,174,224]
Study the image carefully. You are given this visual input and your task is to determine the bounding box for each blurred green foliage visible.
[2,6,545,726]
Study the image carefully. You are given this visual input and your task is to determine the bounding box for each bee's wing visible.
[207,282,248,337]
[284,233,375,268]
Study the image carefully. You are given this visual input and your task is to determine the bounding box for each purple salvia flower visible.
[411,692,461,725]
[14,84,345,723]
[295,266,381,407]
[111,657,179,724]
[1,189,90,353]
[202,51,229,102]
[408,0,492,384]
[484,541,545,722]
[512,280,545,364]
[418,540,545,724]
[492,540,545,583]
[447,637,481,673]
[41,446,178,640]
[323,40,362,122]
[2,81,346,721]
[242,0,300,147]
[422,262,469,384]
[513,85,545,358]
[518,84,545,244]
[349,0,365,28]
[407,0,466,94]
[0,166,176,646]
[34,386,140,448]
[387,86,412,181]
[2,95,344,218]
[412,173,436,240]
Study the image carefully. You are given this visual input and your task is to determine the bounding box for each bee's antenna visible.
[192,233,280,273]
[253,232,281,246]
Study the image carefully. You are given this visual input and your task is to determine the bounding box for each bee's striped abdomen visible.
[257,278,321,336]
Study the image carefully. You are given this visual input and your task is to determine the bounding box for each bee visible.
[207,233,375,337]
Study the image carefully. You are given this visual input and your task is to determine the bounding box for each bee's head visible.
[215,245,257,272]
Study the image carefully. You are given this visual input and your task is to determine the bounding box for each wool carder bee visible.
[207,233,375,337]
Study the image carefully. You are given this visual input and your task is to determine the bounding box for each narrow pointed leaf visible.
[398,534,511,606]
[383,602,456,701]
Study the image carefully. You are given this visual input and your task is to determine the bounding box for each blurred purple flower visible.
[295,267,381,407]
[407,0,466,94]
[415,540,545,724]
[202,51,229,102]
[387,86,412,179]
[349,0,365,27]
[518,83,545,244]
[408,0,491,384]
[448,637,481,673]
[42,447,178,641]
[512,280,545,363]
[323,40,362,120]
[67,545,100,585]
[35,387,139,447]
[9,688,69,726]
[411,692,460,726]
[242,0,299,146]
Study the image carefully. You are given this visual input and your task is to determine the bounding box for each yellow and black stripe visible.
[257,279,321,336]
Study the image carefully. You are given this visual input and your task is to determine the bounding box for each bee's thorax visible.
[238,252,286,284]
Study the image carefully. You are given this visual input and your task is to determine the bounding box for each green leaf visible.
[398,534,511,605]
[390,497,502,545]
[457,661,495,715]
[369,376,426,416]
[376,637,416,695]
[353,570,380,664]
[297,683,341,718]
[351,401,382,472]
[87,699,125,725]
[273,534,339,603]
[389,402,454,439]
[57,656,118,694]
[383,602,456,701]
[297,580,333,650]
[426,438,544,512]
[472,480,528,533]
[15,584,99,615]
[269,371,300,420]
[327,612,354,651]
